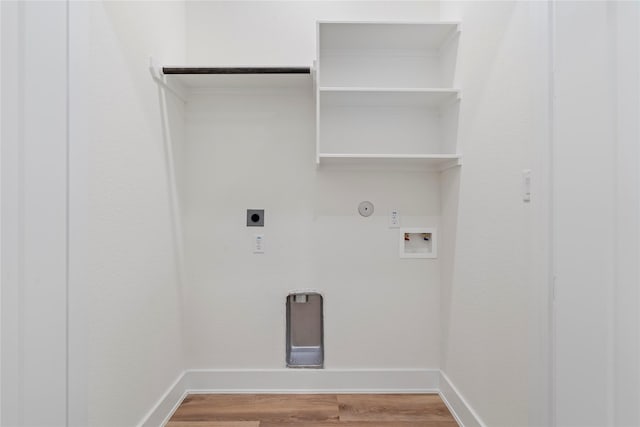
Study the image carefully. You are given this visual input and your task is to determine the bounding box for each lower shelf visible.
[317,153,462,171]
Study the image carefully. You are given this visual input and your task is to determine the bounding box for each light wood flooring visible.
[167,394,458,426]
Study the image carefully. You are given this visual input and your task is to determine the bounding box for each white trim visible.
[317,20,461,27]
[0,3,3,424]
[137,372,188,427]
[2,2,69,424]
[140,370,489,427]
[138,368,441,427]
[439,371,486,427]
[1,3,24,424]
[548,3,558,425]
[184,368,439,394]
[67,1,90,424]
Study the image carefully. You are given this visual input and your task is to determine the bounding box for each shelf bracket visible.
[149,56,187,103]
[439,157,463,172]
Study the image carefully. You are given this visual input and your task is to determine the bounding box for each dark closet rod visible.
[163,67,311,75]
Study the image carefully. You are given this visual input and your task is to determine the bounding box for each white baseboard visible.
[184,368,439,394]
[137,372,188,427]
[439,371,486,427]
[139,368,489,427]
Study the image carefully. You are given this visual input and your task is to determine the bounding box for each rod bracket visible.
[149,56,187,103]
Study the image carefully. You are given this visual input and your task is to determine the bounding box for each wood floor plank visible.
[169,393,458,426]
[337,394,454,423]
[170,394,339,423]
[260,422,458,427]
[166,422,259,427]
[170,395,258,421]
[251,395,339,423]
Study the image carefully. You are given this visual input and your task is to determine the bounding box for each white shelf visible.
[315,22,462,169]
[320,87,460,108]
[318,89,460,156]
[317,153,462,170]
[318,21,460,51]
[318,22,460,88]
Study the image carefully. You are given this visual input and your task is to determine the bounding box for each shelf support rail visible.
[149,56,186,287]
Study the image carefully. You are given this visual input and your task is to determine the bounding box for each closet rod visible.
[162,67,311,75]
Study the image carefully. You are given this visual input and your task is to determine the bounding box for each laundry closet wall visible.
[438,2,551,426]
[4,1,639,427]
[71,2,187,426]
[179,1,445,373]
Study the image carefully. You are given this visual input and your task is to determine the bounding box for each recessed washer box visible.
[246,209,264,227]
[399,227,437,259]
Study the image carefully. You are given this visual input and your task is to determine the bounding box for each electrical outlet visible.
[389,209,400,228]
[253,234,264,254]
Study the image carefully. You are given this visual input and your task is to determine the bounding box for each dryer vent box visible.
[286,293,324,368]
[246,209,264,227]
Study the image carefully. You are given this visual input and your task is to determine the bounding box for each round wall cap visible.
[358,201,374,217]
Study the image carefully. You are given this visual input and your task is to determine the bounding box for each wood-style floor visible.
[167,394,458,426]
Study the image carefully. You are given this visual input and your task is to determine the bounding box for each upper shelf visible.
[317,22,460,88]
[161,66,312,89]
[318,21,460,51]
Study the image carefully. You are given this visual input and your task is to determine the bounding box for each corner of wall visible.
[439,371,486,427]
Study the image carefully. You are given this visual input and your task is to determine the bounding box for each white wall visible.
[186,1,439,65]
[612,4,640,425]
[553,2,640,426]
[71,2,187,426]
[183,89,441,369]
[439,3,551,426]
[438,3,640,427]
[1,1,69,425]
[180,1,444,372]
[553,4,613,425]
[5,2,637,425]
